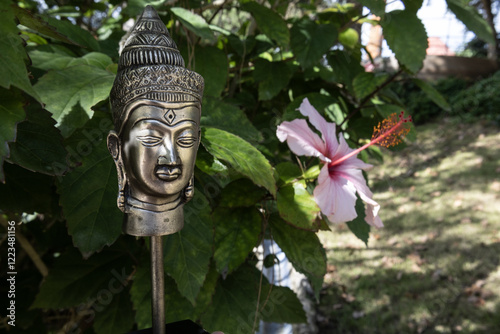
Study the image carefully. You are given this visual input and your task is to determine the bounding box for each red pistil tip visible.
[371,112,412,148]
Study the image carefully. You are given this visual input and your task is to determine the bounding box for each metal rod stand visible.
[151,236,165,334]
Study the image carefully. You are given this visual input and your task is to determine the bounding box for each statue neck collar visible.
[125,195,182,212]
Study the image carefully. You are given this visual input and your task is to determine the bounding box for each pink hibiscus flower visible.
[276,98,412,228]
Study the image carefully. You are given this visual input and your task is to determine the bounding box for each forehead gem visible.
[164,109,176,124]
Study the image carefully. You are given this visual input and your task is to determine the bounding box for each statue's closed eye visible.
[177,136,197,148]
[137,135,163,147]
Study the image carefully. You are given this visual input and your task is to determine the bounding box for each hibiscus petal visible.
[337,156,373,172]
[276,119,330,162]
[314,165,357,224]
[337,169,384,228]
[331,134,353,160]
[342,158,373,171]
[299,98,338,158]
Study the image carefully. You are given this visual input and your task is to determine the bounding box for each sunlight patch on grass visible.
[318,119,500,333]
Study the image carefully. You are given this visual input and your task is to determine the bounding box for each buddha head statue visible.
[107,5,204,236]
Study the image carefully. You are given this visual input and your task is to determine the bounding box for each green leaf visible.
[218,178,267,208]
[11,6,84,47]
[446,0,495,44]
[193,46,227,97]
[201,97,262,143]
[374,103,401,118]
[62,110,113,163]
[275,162,301,185]
[30,51,113,71]
[193,261,219,315]
[57,102,91,138]
[269,214,326,299]
[356,0,386,15]
[402,0,423,12]
[32,248,133,308]
[130,257,153,329]
[290,19,337,69]
[253,59,292,100]
[0,88,26,182]
[200,264,262,333]
[0,162,56,214]
[46,17,100,51]
[346,196,371,246]
[338,28,359,49]
[21,31,48,45]
[195,145,229,176]
[353,72,388,100]
[327,50,364,90]
[381,10,428,73]
[0,3,41,102]
[34,64,115,125]
[227,34,256,57]
[412,78,451,112]
[201,264,305,332]
[208,24,231,36]
[277,181,321,230]
[253,34,275,55]
[284,93,339,121]
[131,256,196,330]
[58,114,122,257]
[93,289,134,334]
[260,285,307,324]
[241,2,290,47]
[163,278,197,323]
[201,127,276,196]
[7,107,68,176]
[171,7,215,42]
[213,207,262,274]
[164,192,213,305]
[303,165,321,180]
[263,254,278,268]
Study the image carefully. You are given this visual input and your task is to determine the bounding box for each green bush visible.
[392,77,469,124]
[451,71,500,123]
[394,71,500,125]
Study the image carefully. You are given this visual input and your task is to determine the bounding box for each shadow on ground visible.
[317,119,500,333]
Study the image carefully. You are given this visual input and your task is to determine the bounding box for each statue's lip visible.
[155,166,181,181]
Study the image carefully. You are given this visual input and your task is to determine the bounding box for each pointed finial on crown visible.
[119,5,185,68]
[110,6,204,133]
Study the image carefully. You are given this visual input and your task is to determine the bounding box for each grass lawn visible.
[317,118,500,333]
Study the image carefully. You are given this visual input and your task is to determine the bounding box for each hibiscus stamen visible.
[372,111,412,148]
[329,111,412,168]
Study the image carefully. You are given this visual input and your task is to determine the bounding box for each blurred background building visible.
[362,0,499,80]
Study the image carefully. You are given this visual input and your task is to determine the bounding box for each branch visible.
[191,0,230,51]
[206,0,231,25]
[338,69,403,130]
[0,216,49,277]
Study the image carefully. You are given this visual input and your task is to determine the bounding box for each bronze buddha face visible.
[116,101,200,206]
[107,6,204,236]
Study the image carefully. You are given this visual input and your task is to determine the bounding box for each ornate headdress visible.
[109,5,204,133]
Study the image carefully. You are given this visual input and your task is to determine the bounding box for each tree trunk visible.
[480,0,498,60]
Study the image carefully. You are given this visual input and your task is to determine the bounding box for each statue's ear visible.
[107,131,126,210]
[107,131,120,160]
[183,176,195,203]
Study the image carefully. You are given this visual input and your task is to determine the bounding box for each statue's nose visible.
[158,139,179,165]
